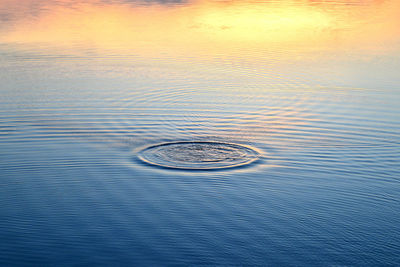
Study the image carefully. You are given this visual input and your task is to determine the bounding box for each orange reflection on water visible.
[1,0,399,55]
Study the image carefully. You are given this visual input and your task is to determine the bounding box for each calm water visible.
[1,0,400,265]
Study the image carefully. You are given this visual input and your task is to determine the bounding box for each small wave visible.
[137,141,260,170]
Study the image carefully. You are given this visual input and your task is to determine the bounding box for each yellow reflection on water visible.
[1,0,399,55]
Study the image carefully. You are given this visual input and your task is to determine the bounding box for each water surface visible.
[1,0,400,265]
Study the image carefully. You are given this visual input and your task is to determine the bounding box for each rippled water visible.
[1,0,400,265]
[138,141,260,170]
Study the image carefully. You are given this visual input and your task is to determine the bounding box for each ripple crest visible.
[138,141,260,170]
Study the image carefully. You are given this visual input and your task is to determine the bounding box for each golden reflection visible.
[1,0,399,55]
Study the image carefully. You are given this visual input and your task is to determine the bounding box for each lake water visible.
[1,0,400,265]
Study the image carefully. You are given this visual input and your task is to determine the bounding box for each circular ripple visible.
[138,141,260,170]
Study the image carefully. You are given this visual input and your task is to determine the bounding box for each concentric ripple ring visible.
[138,141,260,170]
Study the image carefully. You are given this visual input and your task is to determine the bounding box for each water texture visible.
[1,0,400,265]
[138,141,260,170]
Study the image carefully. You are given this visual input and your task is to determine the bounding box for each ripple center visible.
[138,141,260,170]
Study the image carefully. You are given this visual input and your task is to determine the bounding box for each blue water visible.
[1,0,400,265]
